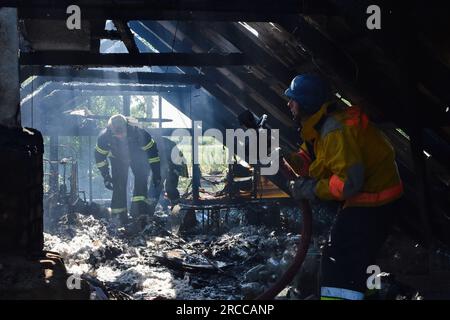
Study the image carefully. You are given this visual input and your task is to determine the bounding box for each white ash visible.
[44,212,309,300]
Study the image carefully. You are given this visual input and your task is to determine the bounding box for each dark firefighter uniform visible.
[148,137,188,204]
[94,120,161,221]
[285,75,403,300]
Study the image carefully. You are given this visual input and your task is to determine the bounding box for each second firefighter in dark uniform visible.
[148,136,189,205]
[94,114,161,226]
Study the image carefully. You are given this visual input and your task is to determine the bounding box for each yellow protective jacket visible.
[301,102,403,207]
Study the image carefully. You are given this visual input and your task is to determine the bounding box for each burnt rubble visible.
[42,203,447,300]
[43,206,330,300]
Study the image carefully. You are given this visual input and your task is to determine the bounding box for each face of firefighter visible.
[111,125,127,140]
[287,99,303,123]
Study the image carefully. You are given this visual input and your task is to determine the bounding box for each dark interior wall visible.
[0,127,44,254]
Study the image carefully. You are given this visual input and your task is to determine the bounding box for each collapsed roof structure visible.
[0,0,449,299]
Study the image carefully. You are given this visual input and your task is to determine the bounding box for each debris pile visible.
[42,204,437,300]
[44,209,320,300]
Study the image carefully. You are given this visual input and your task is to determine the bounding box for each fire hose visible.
[256,158,313,300]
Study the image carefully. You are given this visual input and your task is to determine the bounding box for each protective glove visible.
[103,174,114,190]
[288,177,318,201]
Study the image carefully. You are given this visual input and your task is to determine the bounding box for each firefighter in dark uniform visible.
[148,137,188,206]
[94,114,161,227]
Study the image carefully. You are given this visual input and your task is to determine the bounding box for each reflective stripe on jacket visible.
[302,102,403,207]
[94,121,161,181]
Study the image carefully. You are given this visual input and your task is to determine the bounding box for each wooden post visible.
[123,95,131,116]
[0,8,20,128]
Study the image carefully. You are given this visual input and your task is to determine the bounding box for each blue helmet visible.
[284,74,333,115]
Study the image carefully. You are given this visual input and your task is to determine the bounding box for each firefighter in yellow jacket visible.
[284,74,403,300]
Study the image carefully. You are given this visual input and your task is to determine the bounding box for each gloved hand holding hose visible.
[281,152,317,201]
[289,177,318,201]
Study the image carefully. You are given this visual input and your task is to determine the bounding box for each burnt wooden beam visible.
[209,22,297,85]
[12,0,331,21]
[89,19,105,54]
[152,22,272,117]
[21,80,179,112]
[91,29,121,40]
[130,21,284,144]
[122,94,130,116]
[113,20,139,55]
[20,52,251,67]
[130,20,298,150]
[38,125,193,138]
[184,22,296,123]
[20,81,57,127]
[18,7,298,22]
[278,15,450,127]
[137,20,298,149]
[21,67,202,84]
[131,22,247,116]
[159,21,296,128]
[20,81,58,108]
[49,83,184,94]
[20,74,48,93]
[48,135,59,194]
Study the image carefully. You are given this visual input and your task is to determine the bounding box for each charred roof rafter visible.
[207,22,298,86]
[170,21,295,126]
[20,67,203,85]
[141,22,290,132]
[128,21,248,118]
[20,52,251,68]
[88,19,108,54]
[11,0,332,22]
[23,83,230,138]
[135,20,298,149]
[26,83,187,101]
[278,15,450,128]
[112,20,139,55]
[187,21,311,121]
[128,20,297,149]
